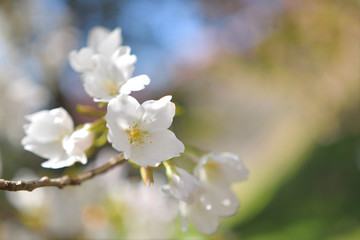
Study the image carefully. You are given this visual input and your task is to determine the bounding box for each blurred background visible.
[0,0,359,239]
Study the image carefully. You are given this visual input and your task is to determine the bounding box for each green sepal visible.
[175,104,185,117]
[98,102,107,108]
[88,118,106,132]
[162,160,180,183]
[94,129,109,147]
[127,160,141,169]
[140,167,154,187]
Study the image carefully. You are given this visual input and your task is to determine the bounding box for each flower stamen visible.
[126,123,149,146]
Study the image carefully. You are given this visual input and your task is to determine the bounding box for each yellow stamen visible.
[126,122,150,147]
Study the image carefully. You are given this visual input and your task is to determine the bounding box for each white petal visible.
[129,129,184,167]
[72,153,88,165]
[186,202,220,235]
[106,95,144,157]
[83,72,115,102]
[112,45,131,57]
[68,48,95,72]
[50,108,74,134]
[98,28,122,57]
[107,94,143,128]
[141,96,175,130]
[120,75,150,94]
[112,46,136,79]
[24,111,60,143]
[200,186,239,217]
[24,108,73,143]
[218,153,249,183]
[23,140,64,160]
[41,155,78,169]
[82,56,122,101]
[178,201,189,232]
[198,152,249,184]
[88,26,111,52]
[107,123,131,158]
[63,124,94,156]
[168,167,204,203]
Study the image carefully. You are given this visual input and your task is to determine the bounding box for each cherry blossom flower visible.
[195,152,249,185]
[162,166,219,234]
[165,152,248,234]
[69,27,122,73]
[82,47,150,102]
[69,26,150,102]
[194,152,249,217]
[179,200,220,234]
[106,94,184,167]
[162,167,205,204]
[22,108,94,169]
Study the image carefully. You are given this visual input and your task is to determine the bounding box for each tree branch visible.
[0,154,125,192]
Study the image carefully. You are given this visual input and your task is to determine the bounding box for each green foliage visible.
[233,136,360,239]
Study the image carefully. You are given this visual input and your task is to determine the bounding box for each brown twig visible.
[0,154,125,192]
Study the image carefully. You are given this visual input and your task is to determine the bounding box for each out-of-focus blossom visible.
[63,123,94,158]
[162,167,204,204]
[109,177,178,239]
[1,220,45,240]
[106,94,184,167]
[165,152,248,234]
[5,169,46,214]
[82,48,149,102]
[41,27,79,68]
[69,26,150,102]
[69,27,122,73]
[0,77,50,145]
[179,200,220,234]
[194,152,248,216]
[22,108,94,168]
[45,187,94,238]
[195,152,249,185]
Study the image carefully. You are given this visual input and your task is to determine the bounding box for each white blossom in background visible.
[69,26,150,102]
[106,94,184,167]
[41,27,80,68]
[165,152,248,234]
[179,200,221,234]
[45,187,94,238]
[109,177,178,239]
[1,220,45,240]
[196,152,249,185]
[82,48,150,102]
[162,167,204,204]
[69,27,122,73]
[194,152,249,217]
[5,169,46,214]
[0,76,50,145]
[21,108,94,169]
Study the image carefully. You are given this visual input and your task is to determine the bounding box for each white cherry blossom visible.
[106,94,184,167]
[162,167,205,204]
[179,201,220,235]
[69,26,151,102]
[166,152,248,234]
[195,152,249,185]
[69,27,122,73]
[191,152,249,217]
[22,108,94,169]
[82,47,150,102]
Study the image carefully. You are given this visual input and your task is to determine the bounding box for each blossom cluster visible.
[21,26,248,235]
